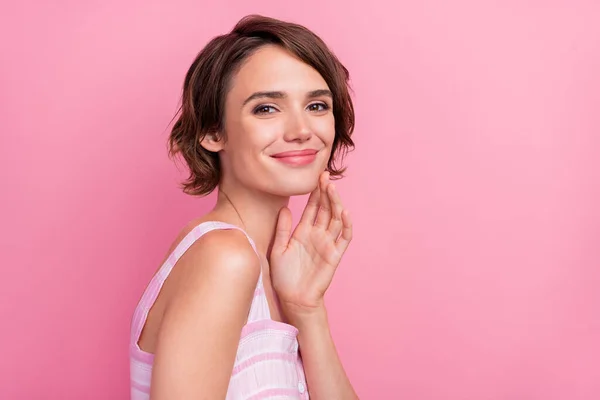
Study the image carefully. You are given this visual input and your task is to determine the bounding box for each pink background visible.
[1,1,599,399]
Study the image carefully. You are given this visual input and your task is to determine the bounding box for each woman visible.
[130,14,358,399]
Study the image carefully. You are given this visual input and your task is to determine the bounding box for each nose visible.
[283,111,312,142]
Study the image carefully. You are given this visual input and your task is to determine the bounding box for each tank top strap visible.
[131,221,266,345]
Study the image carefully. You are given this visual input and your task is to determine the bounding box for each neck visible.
[212,185,290,257]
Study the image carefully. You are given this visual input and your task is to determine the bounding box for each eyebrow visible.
[242,89,333,106]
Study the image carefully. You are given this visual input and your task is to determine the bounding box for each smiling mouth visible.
[270,149,319,166]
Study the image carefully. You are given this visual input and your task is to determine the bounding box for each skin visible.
[138,44,358,399]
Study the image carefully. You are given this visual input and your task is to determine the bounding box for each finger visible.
[298,185,320,226]
[327,183,344,238]
[272,207,293,256]
[335,209,353,254]
[315,171,331,229]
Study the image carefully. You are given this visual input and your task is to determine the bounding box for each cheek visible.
[315,117,336,147]
[232,120,279,154]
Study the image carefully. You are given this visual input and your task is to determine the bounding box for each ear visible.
[199,130,225,153]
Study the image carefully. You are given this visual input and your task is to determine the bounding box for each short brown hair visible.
[168,14,355,196]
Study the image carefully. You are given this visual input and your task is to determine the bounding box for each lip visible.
[270,149,319,166]
[271,149,319,158]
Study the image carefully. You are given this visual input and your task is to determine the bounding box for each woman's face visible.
[205,44,335,197]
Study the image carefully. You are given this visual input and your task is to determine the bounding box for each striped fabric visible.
[130,221,309,399]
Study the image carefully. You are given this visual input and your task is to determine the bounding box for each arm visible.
[149,229,260,400]
[294,306,358,400]
[271,171,359,399]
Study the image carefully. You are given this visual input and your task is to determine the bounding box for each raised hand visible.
[269,171,353,324]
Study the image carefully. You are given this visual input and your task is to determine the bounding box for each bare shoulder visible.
[150,228,262,397]
[170,227,261,302]
[184,228,260,275]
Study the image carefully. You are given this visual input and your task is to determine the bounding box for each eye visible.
[253,105,278,115]
[307,102,330,112]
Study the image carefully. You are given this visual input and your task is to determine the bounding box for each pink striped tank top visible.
[130,221,309,399]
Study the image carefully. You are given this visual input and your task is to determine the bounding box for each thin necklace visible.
[219,189,247,233]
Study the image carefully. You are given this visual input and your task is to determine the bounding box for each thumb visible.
[272,207,292,256]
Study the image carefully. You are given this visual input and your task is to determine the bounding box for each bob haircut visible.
[168,14,355,196]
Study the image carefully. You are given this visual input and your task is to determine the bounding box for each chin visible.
[267,177,320,197]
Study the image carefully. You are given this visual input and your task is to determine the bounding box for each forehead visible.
[228,45,329,97]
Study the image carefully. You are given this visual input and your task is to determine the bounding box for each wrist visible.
[285,304,329,332]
